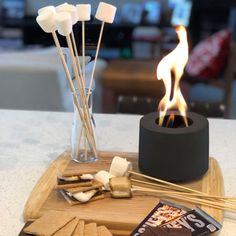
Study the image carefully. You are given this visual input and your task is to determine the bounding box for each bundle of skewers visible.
[36,2,117,159]
[130,171,236,213]
[108,157,236,212]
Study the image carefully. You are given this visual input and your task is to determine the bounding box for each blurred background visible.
[0,0,236,118]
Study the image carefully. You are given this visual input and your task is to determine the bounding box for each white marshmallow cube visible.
[76,4,91,21]
[36,10,57,33]
[109,156,132,177]
[38,5,56,15]
[55,12,73,36]
[95,2,117,24]
[55,2,68,11]
[73,190,97,203]
[94,170,114,190]
[56,4,78,25]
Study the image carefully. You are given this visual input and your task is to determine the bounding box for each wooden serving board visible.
[23,151,224,236]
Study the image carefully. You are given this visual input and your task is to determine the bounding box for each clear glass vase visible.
[71,89,98,163]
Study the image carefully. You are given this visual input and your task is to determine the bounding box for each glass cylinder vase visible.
[71,89,98,163]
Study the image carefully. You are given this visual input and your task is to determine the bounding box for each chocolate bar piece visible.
[142,227,191,236]
[131,200,190,236]
[162,208,222,235]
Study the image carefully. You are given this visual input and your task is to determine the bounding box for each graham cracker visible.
[67,181,103,193]
[97,225,113,236]
[61,170,97,177]
[55,181,93,190]
[72,220,85,236]
[23,211,75,236]
[84,222,98,236]
[53,217,79,236]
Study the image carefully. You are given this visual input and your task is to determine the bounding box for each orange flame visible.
[166,113,175,128]
[157,25,189,126]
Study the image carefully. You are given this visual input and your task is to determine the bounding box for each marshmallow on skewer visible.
[55,2,68,10]
[109,156,132,177]
[94,170,114,190]
[86,2,117,98]
[36,9,57,33]
[38,5,56,15]
[95,2,117,24]
[55,12,73,37]
[76,4,91,21]
[56,4,78,25]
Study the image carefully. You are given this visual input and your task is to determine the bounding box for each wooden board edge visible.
[23,150,71,221]
[201,158,225,236]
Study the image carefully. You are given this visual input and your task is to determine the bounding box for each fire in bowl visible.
[139,111,209,182]
[138,25,210,182]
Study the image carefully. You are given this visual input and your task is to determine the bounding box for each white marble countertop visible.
[0,109,236,236]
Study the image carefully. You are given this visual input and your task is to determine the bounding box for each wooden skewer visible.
[131,178,236,202]
[66,34,91,121]
[51,32,96,156]
[130,171,236,208]
[71,31,85,91]
[82,21,86,81]
[67,34,97,156]
[63,33,97,157]
[71,29,90,159]
[133,185,236,213]
[67,34,91,125]
[129,171,210,197]
[132,178,180,191]
[87,21,105,100]
[52,33,92,140]
[133,184,236,206]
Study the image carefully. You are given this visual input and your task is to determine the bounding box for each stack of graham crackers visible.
[19,211,112,236]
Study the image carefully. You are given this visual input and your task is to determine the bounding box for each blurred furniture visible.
[186,42,236,118]
[189,0,233,46]
[101,59,164,113]
[0,47,73,111]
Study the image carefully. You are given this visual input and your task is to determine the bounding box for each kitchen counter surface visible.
[0,109,236,235]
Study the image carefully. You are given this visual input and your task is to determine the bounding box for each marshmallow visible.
[109,156,132,177]
[56,4,78,24]
[94,170,114,190]
[38,5,56,15]
[55,12,72,36]
[95,2,117,23]
[80,174,94,180]
[55,2,68,11]
[36,10,56,33]
[73,190,97,203]
[76,4,91,21]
